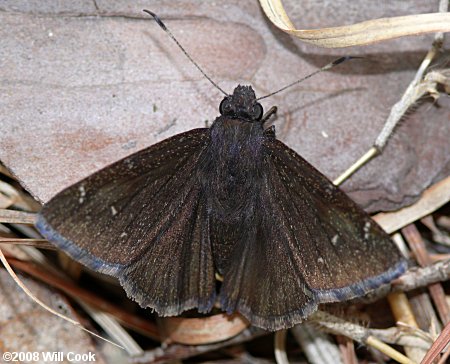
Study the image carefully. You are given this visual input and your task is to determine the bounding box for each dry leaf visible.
[259,0,450,48]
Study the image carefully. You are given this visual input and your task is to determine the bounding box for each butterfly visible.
[36,84,407,331]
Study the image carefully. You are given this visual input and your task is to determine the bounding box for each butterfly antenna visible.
[257,56,360,101]
[144,10,228,96]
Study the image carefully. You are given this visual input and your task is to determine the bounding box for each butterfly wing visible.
[37,128,216,314]
[219,138,407,330]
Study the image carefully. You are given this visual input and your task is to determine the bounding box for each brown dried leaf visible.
[0,1,448,213]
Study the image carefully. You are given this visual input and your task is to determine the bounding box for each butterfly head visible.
[219,85,264,122]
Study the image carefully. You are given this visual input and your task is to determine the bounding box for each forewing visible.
[263,139,407,302]
[37,128,216,314]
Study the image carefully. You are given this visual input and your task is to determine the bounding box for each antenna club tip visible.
[143,9,167,30]
[332,56,349,66]
[331,56,364,66]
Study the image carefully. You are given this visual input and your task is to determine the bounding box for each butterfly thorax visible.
[202,115,266,220]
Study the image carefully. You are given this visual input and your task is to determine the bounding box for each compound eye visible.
[251,103,263,120]
[219,98,232,115]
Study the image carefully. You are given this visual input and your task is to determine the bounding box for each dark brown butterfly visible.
[36,83,406,331]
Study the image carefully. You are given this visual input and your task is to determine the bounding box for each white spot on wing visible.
[125,158,134,169]
[363,221,371,239]
[78,185,86,204]
[111,206,118,216]
[331,235,339,245]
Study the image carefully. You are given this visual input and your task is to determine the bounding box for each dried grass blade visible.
[259,0,450,48]
[0,248,124,349]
